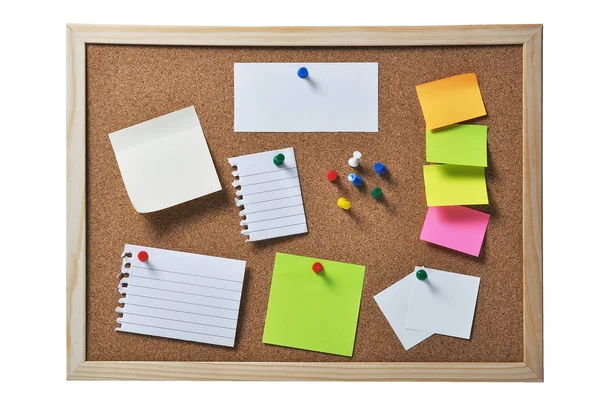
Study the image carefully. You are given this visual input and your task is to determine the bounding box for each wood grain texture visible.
[522,27,543,380]
[65,25,543,381]
[69,361,540,381]
[68,24,541,46]
[66,26,86,377]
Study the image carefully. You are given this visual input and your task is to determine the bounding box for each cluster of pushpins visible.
[327,151,388,210]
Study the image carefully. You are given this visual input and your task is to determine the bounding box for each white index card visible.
[117,244,246,347]
[228,147,308,242]
[109,106,222,213]
[406,267,481,339]
[374,273,434,350]
[234,63,379,132]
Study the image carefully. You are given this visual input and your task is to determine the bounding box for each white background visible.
[1,1,598,416]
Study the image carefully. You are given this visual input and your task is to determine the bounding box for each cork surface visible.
[86,44,523,362]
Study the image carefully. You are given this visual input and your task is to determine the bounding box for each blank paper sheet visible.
[406,267,480,339]
[234,63,378,132]
[374,273,434,350]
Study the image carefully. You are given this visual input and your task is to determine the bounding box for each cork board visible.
[86,44,523,363]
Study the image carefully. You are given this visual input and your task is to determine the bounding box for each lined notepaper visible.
[228,147,308,242]
[116,244,246,347]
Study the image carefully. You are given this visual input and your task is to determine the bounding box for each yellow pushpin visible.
[337,197,351,210]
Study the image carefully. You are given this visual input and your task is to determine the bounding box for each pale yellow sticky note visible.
[423,165,488,206]
[416,74,487,130]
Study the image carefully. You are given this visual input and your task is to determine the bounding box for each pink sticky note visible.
[420,206,491,257]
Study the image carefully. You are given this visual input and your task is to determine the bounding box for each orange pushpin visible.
[312,262,324,273]
[138,251,148,262]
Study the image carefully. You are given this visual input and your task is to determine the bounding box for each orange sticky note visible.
[416,73,486,130]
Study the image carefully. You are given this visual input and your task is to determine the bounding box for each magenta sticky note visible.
[420,206,491,257]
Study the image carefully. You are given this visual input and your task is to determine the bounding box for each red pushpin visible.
[326,170,338,181]
[138,251,148,262]
[312,262,323,274]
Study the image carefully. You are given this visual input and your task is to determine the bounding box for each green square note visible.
[426,124,488,167]
[262,253,366,357]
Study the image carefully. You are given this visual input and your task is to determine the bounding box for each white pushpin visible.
[348,151,362,168]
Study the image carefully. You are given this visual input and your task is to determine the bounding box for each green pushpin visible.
[371,187,383,199]
[416,269,428,281]
[273,153,285,166]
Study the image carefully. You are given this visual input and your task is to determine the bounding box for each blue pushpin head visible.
[297,67,309,79]
[374,162,387,175]
[347,173,363,187]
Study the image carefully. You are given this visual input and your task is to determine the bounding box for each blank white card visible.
[406,267,480,339]
[228,147,308,242]
[374,273,434,350]
[117,244,246,347]
[234,63,378,132]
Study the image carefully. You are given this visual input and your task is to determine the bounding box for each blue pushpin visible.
[347,173,363,187]
[297,67,309,79]
[374,162,387,175]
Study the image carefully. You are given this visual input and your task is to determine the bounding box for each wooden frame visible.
[67,24,542,381]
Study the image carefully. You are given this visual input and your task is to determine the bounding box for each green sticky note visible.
[426,124,488,167]
[423,164,488,206]
[262,253,366,357]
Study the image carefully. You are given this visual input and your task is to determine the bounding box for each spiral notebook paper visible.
[117,244,246,347]
[228,147,308,242]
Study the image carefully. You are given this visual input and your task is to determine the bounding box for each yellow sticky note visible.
[416,74,487,129]
[426,124,488,167]
[423,165,488,206]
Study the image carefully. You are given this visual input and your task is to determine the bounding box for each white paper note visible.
[228,147,308,242]
[406,267,480,339]
[116,244,246,347]
[374,274,434,350]
[109,106,222,213]
[234,63,379,132]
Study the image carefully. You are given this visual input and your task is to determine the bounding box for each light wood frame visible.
[67,24,543,381]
